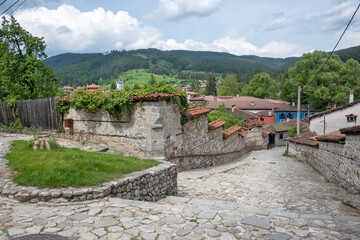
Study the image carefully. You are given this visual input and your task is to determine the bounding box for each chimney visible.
[236,94,239,97]
[268,111,272,116]
[214,97,217,102]
[232,104,236,112]
[292,101,295,107]
[350,90,354,103]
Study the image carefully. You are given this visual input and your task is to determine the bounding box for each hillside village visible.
[1,1,360,239]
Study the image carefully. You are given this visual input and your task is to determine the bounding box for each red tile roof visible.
[245,119,264,129]
[262,126,275,137]
[229,109,258,119]
[224,125,241,138]
[208,119,226,130]
[239,129,247,137]
[185,107,211,117]
[132,92,180,102]
[340,125,360,134]
[87,84,101,89]
[315,131,346,143]
[190,95,289,110]
[285,132,319,147]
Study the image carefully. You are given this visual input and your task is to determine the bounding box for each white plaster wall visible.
[309,103,360,134]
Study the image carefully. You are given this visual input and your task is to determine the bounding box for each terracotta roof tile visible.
[262,126,275,137]
[132,92,180,102]
[224,125,241,138]
[185,107,211,117]
[229,109,258,119]
[315,131,346,143]
[208,119,226,130]
[239,129,247,137]
[245,119,264,129]
[340,125,360,134]
[285,132,319,147]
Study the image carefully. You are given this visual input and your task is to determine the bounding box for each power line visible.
[0,0,7,7]
[9,0,25,15]
[0,0,20,16]
[312,3,360,81]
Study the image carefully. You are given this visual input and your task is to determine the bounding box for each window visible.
[279,133,283,140]
[346,114,358,122]
[287,113,293,119]
[260,117,264,121]
[280,113,286,120]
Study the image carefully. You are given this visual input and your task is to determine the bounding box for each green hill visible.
[43,46,360,87]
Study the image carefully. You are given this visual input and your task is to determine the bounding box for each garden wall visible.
[288,134,360,194]
[245,126,268,150]
[0,160,177,203]
[167,115,247,171]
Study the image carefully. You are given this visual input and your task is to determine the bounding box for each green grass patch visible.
[6,140,159,188]
[283,149,292,157]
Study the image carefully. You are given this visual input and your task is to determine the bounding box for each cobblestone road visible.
[0,133,359,240]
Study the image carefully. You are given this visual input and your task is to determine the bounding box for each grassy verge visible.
[0,123,39,134]
[6,140,159,188]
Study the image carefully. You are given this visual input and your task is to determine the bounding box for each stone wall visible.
[166,115,247,171]
[64,102,180,159]
[245,126,268,150]
[288,135,360,193]
[0,160,177,203]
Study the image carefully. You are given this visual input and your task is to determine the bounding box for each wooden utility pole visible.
[297,86,301,136]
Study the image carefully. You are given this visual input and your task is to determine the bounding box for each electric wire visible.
[312,3,360,81]
[0,0,7,7]
[0,0,20,16]
[9,0,24,15]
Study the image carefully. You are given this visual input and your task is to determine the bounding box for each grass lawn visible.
[6,140,159,188]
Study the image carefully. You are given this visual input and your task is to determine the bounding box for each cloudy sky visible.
[2,0,360,58]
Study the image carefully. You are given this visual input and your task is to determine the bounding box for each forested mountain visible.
[43,46,360,87]
[43,48,298,86]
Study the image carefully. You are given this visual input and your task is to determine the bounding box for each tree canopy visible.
[204,73,217,95]
[219,74,240,96]
[0,16,60,102]
[246,73,278,99]
[281,51,360,109]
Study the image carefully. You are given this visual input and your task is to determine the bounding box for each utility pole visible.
[297,86,301,136]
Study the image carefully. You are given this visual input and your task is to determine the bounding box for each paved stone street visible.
[1,133,360,239]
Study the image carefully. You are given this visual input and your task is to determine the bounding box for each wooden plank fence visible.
[0,98,60,130]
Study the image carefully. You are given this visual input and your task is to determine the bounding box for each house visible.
[256,110,275,124]
[275,105,318,123]
[228,107,258,120]
[186,91,199,102]
[190,95,290,113]
[63,86,74,93]
[308,98,360,134]
[266,119,308,147]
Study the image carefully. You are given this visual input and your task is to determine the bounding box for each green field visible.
[100,69,195,89]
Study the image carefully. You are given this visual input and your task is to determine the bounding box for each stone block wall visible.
[64,102,180,159]
[245,126,268,150]
[288,135,360,193]
[1,161,177,203]
[166,115,246,171]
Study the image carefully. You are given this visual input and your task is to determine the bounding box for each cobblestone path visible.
[0,133,360,240]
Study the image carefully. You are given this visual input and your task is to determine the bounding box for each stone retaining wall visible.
[166,115,247,171]
[0,160,177,203]
[288,134,360,194]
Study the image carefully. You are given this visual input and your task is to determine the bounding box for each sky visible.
[2,0,360,58]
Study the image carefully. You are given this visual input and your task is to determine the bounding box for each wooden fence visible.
[0,98,60,130]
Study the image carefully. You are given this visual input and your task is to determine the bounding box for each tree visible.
[149,73,156,85]
[246,73,278,99]
[204,73,217,95]
[218,74,239,96]
[110,82,116,90]
[281,51,360,109]
[0,16,60,102]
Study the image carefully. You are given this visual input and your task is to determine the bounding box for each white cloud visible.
[262,17,295,31]
[155,37,299,57]
[306,1,359,32]
[12,5,161,53]
[145,0,222,21]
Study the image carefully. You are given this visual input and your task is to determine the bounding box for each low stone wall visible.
[0,160,177,203]
[288,135,360,194]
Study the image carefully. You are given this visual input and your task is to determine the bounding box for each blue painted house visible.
[275,106,318,123]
